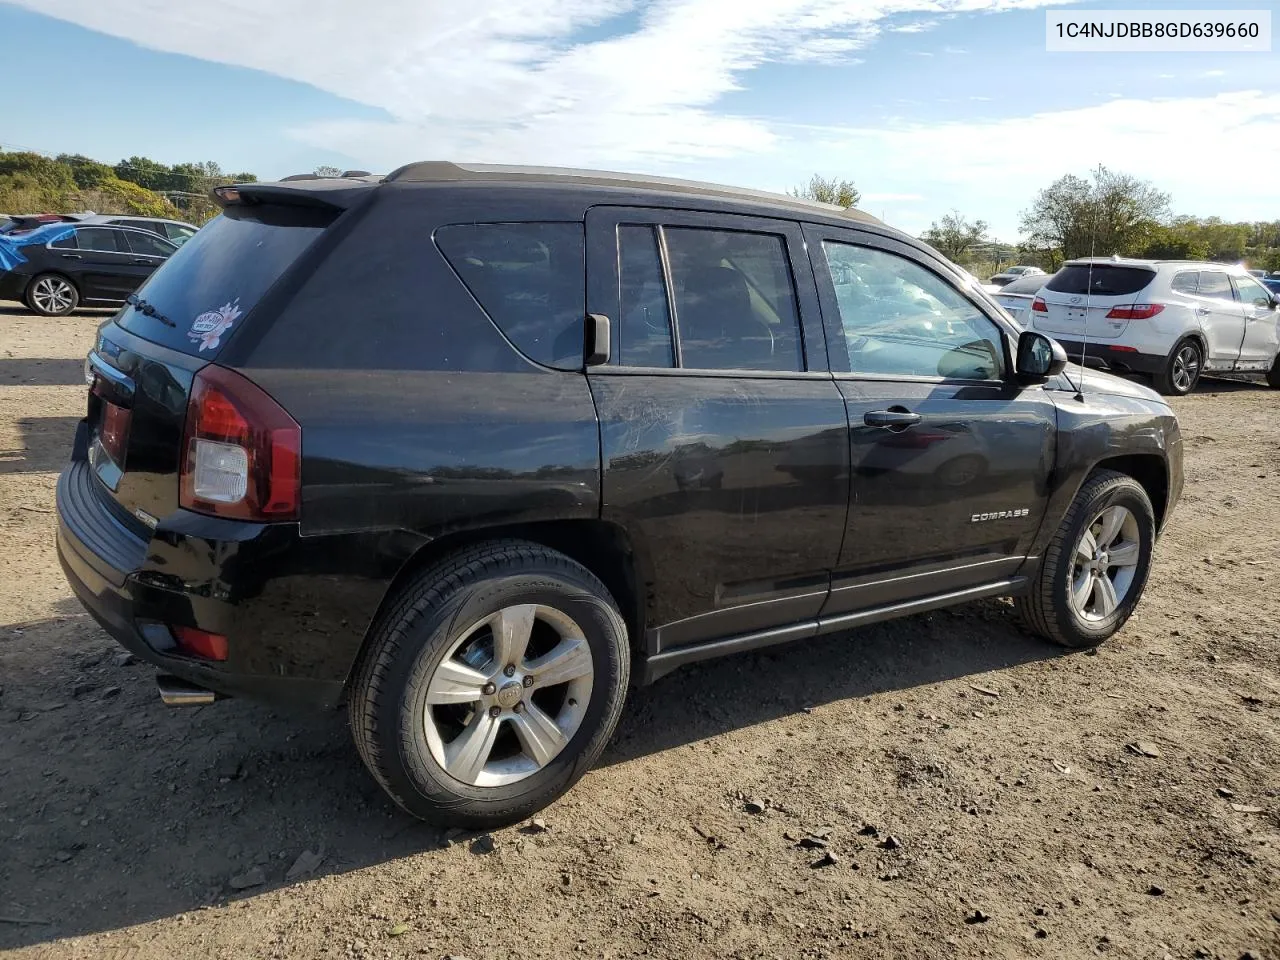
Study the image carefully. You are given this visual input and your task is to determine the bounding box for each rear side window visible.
[115,205,332,357]
[78,228,125,253]
[1045,265,1154,297]
[124,231,175,257]
[1196,272,1235,301]
[1171,272,1198,295]
[436,223,585,370]
[617,225,674,368]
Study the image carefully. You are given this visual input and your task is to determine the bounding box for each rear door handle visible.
[1195,307,1211,316]
[132,258,151,264]
[864,409,922,429]
[61,253,82,260]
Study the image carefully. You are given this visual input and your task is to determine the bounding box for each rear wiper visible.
[126,293,175,327]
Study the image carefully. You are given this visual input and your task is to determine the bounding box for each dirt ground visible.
[1,307,1277,960]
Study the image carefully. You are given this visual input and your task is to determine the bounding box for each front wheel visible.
[348,540,630,827]
[1153,337,1202,396]
[1017,470,1155,649]
[25,274,79,317]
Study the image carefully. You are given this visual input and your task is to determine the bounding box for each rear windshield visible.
[115,205,333,357]
[999,274,1050,295]
[1045,265,1154,297]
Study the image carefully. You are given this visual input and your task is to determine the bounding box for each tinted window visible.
[49,232,77,250]
[1171,272,1198,295]
[1045,265,1154,297]
[77,228,125,253]
[115,205,332,357]
[663,228,803,372]
[822,241,1005,380]
[124,231,175,257]
[1197,272,1235,301]
[617,225,674,368]
[1000,273,1049,295]
[436,222,584,370]
[168,224,198,244]
[1234,274,1272,307]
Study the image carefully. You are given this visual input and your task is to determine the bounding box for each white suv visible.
[1029,258,1280,395]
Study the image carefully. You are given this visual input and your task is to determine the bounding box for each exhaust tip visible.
[157,674,217,707]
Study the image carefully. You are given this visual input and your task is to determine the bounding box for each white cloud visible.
[13,0,1086,168]
[748,90,1280,237]
[891,18,940,32]
[863,192,926,201]
[1202,69,1226,78]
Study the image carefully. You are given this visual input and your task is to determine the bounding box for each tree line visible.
[0,148,258,225]
[794,166,1280,275]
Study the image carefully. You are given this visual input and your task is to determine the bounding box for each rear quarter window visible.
[435,222,585,370]
[1045,265,1155,297]
[114,205,332,357]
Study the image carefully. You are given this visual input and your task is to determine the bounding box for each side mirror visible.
[1016,331,1068,383]
[1269,294,1280,310]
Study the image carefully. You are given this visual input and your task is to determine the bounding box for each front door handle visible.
[132,258,151,264]
[864,408,922,429]
[61,253,82,260]
[1195,307,1211,316]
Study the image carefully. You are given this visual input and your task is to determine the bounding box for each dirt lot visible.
[1,307,1277,960]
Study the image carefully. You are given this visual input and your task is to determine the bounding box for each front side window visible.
[1197,271,1235,301]
[77,228,124,253]
[663,227,803,372]
[124,231,176,257]
[436,222,585,370]
[821,241,1005,380]
[1233,274,1272,308]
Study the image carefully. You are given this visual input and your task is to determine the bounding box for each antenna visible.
[1074,204,1098,402]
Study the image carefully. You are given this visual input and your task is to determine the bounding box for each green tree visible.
[114,156,171,191]
[922,210,989,262]
[1020,166,1169,261]
[0,151,77,192]
[55,153,114,189]
[314,165,343,178]
[790,174,860,209]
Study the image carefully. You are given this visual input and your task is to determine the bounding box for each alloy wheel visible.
[31,277,75,315]
[1069,505,1142,622]
[422,604,594,787]
[1171,344,1200,393]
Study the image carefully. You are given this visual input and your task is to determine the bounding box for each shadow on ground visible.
[0,602,1060,949]
[0,358,89,388]
[0,415,81,474]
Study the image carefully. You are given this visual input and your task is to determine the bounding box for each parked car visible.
[1262,276,1280,296]
[77,214,199,246]
[989,265,1045,287]
[1247,269,1266,279]
[992,271,1052,327]
[1030,257,1280,395]
[0,222,177,316]
[57,162,1184,826]
[0,213,81,235]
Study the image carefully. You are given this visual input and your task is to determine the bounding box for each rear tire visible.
[25,274,79,317]
[348,540,630,827]
[1153,337,1202,396]
[1016,470,1155,649]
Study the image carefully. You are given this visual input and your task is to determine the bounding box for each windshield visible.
[114,205,333,357]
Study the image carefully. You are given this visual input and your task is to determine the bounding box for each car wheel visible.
[348,540,630,827]
[1266,355,1280,389]
[1016,469,1155,649]
[25,274,80,317]
[1153,337,1202,396]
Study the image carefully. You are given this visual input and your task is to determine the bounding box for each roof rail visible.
[382,161,879,223]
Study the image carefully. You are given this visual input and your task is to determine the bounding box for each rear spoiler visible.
[210,176,380,212]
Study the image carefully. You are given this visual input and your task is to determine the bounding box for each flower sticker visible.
[188,300,242,352]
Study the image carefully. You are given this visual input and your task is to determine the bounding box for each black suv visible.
[56,163,1183,826]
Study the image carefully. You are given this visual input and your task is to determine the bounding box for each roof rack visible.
[382,161,880,224]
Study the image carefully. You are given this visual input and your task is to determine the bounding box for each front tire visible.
[1267,355,1280,389]
[1153,337,1202,396]
[348,540,630,827]
[1017,470,1155,649]
[25,274,80,317]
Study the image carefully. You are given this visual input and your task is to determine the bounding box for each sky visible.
[1,0,1276,239]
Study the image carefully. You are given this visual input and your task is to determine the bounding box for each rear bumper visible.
[56,453,361,709]
[1050,339,1165,376]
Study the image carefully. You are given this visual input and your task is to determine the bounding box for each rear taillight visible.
[1105,304,1165,320]
[1031,297,1048,313]
[171,625,229,661]
[180,365,300,521]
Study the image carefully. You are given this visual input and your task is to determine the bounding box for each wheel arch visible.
[1090,454,1169,530]
[343,519,649,697]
